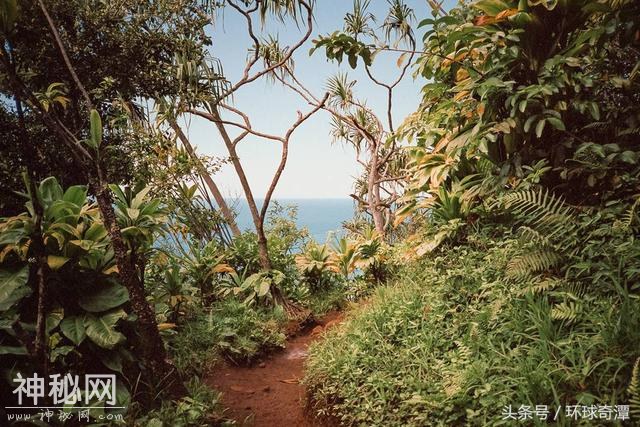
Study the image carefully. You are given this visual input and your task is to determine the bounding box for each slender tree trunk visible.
[93,181,186,398]
[14,85,49,375]
[169,120,241,237]
[368,145,385,235]
[209,108,272,270]
[5,5,186,398]
[255,220,272,270]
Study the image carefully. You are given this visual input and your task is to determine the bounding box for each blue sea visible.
[232,198,355,243]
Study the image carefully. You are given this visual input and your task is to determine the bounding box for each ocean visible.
[232,198,355,243]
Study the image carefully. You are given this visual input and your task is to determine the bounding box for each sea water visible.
[232,198,354,243]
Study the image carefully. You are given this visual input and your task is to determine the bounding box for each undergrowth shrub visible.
[130,377,223,427]
[169,300,286,374]
[305,222,640,426]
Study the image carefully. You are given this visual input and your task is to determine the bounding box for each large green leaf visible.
[38,177,63,206]
[84,310,126,349]
[62,185,88,207]
[47,255,70,271]
[84,222,108,242]
[97,349,123,373]
[78,281,129,312]
[0,345,27,355]
[0,266,29,310]
[88,109,102,149]
[258,280,271,297]
[46,306,64,333]
[473,0,512,15]
[60,315,86,345]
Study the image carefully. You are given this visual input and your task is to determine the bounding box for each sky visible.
[178,0,449,199]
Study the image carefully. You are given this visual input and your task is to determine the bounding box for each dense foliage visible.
[304,0,640,425]
[1,0,638,424]
[306,206,640,425]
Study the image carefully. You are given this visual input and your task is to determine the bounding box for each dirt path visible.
[206,311,343,426]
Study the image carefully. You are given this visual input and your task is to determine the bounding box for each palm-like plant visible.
[154,263,198,323]
[330,236,358,277]
[34,82,71,112]
[354,227,387,282]
[110,184,168,250]
[295,243,338,291]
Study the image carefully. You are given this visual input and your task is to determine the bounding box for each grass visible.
[169,299,288,376]
[130,377,225,427]
[304,233,640,426]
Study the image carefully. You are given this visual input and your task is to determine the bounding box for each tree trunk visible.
[209,108,272,270]
[93,182,186,398]
[15,89,49,376]
[169,120,241,237]
[255,220,272,270]
[368,145,385,235]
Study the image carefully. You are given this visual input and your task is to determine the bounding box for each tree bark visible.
[169,120,241,237]
[93,182,186,398]
[367,144,385,235]
[209,108,272,270]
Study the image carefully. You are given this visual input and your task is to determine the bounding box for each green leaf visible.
[84,222,108,242]
[0,345,27,355]
[258,280,271,297]
[0,266,29,310]
[39,177,63,205]
[546,117,565,131]
[84,310,126,350]
[46,306,64,333]
[535,119,546,138]
[60,315,86,345]
[97,349,123,373]
[47,255,70,271]
[89,109,102,149]
[50,345,74,363]
[524,115,538,133]
[78,281,129,312]
[62,185,88,206]
[473,0,511,15]
[518,99,527,113]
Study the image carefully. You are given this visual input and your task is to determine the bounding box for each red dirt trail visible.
[206,311,343,426]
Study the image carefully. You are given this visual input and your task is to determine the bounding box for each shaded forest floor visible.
[206,311,344,426]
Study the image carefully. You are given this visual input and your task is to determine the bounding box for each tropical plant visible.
[295,243,339,292]
[308,0,417,236]
[330,236,358,278]
[223,270,287,308]
[0,177,134,411]
[353,227,388,283]
[152,262,199,324]
[398,0,640,220]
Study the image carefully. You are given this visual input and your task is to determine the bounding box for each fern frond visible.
[518,277,561,296]
[622,196,640,231]
[581,121,610,131]
[507,249,563,278]
[617,127,640,137]
[518,226,552,247]
[504,189,573,223]
[551,300,582,323]
[563,281,587,299]
[630,358,640,419]
[503,189,578,250]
